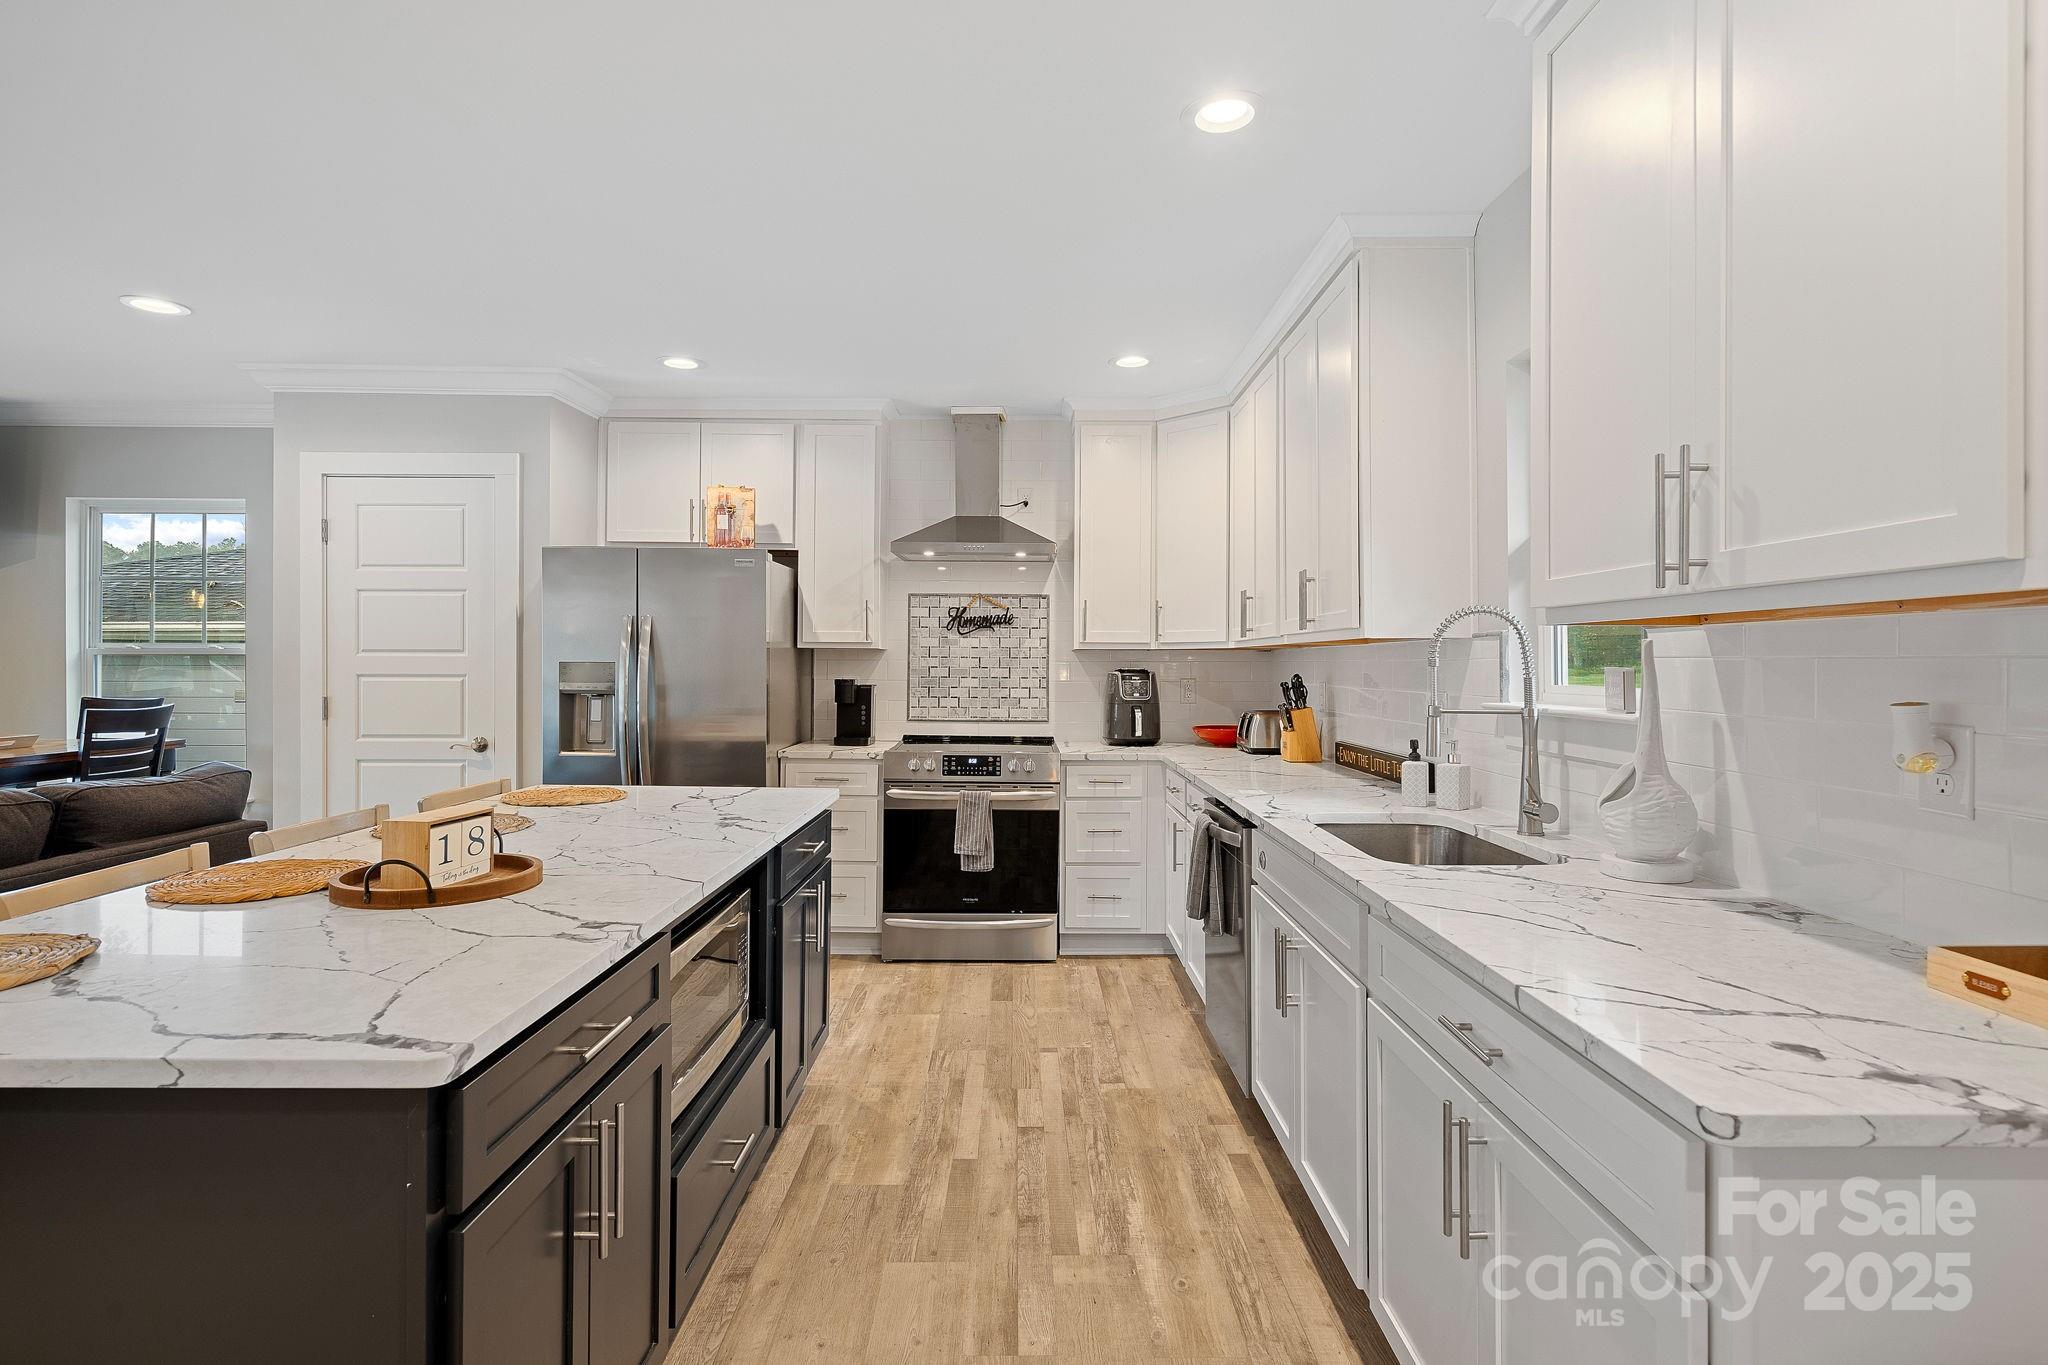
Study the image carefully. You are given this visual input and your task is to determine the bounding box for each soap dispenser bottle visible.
[1400,739,1434,807]
[1437,741,1474,811]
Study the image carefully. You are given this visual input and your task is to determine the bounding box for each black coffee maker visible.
[834,678,873,744]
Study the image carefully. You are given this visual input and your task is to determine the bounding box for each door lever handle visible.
[449,736,489,753]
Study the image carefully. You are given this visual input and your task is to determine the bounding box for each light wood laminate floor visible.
[673,956,1396,1364]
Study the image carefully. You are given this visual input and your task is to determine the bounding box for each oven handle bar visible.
[884,787,1059,802]
[882,915,1058,930]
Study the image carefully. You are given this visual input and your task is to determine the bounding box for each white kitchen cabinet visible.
[1154,410,1230,644]
[1229,362,1282,642]
[700,422,796,546]
[1363,245,1478,640]
[1251,880,1366,1284]
[1487,1103,1707,1363]
[1156,799,1204,997]
[1062,865,1146,932]
[1063,799,1144,864]
[1074,423,1155,645]
[1249,886,1302,1154]
[795,423,880,646]
[826,861,877,931]
[1531,0,2021,611]
[605,420,703,543]
[1368,1000,1494,1365]
[1279,261,1361,641]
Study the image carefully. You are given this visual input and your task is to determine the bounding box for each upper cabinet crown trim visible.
[1485,0,1572,36]
[239,363,612,418]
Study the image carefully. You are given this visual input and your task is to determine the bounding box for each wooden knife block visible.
[1281,707,1321,762]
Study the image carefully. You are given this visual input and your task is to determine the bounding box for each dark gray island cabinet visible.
[0,785,834,1365]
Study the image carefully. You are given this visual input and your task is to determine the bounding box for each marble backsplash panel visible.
[907,592,1050,722]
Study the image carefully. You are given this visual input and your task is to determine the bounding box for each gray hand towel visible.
[1185,813,1216,928]
[954,790,994,872]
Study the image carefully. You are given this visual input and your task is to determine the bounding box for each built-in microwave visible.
[668,888,751,1123]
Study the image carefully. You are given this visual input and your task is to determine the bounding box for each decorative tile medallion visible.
[907,593,1050,722]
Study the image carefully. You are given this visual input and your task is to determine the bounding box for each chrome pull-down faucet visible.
[1425,606,1559,836]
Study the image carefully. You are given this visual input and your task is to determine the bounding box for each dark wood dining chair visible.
[74,694,167,742]
[76,703,175,780]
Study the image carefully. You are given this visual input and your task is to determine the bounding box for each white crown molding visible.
[1486,0,1570,37]
[238,363,613,418]
[603,395,898,421]
[0,401,275,428]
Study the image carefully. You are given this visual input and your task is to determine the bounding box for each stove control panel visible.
[941,754,1003,779]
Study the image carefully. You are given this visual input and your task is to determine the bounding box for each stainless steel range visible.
[880,735,1060,962]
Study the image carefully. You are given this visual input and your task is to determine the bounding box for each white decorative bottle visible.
[1437,741,1474,811]
[1595,637,1699,883]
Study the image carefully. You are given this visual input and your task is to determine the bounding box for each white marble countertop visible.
[0,786,833,1090]
[779,741,895,761]
[1066,742,2048,1148]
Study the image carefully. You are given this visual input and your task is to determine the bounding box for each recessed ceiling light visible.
[922,550,936,558]
[1013,551,1028,558]
[1187,91,1260,134]
[936,565,948,572]
[1113,355,1150,369]
[660,356,701,370]
[120,295,190,316]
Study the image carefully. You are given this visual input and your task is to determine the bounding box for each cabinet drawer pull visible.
[831,890,847,900]
[1086,893,1123,902]
[611,1101,627,1243]
[1455,1115,1489,1260]
[1437,1015,1504,1066]
[1441,1100,1456,1238]
[1085,826,1120,834]
[711,1132,757,1169]
[796,841,827,855]
[553,1013,636,1065]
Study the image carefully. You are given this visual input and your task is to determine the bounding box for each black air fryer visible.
[1106,668,1160,746]
[834,678,873,744]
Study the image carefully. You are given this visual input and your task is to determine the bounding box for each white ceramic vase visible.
[1596,638,1699,883]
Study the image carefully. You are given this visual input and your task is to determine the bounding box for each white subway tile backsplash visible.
[1258,604,2048,945]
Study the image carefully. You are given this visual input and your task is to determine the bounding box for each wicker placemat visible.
[0,933,99,991]
[500,785,627,808]
[147,859,369,906]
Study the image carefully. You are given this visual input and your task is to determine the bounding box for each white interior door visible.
[324,476,512,815]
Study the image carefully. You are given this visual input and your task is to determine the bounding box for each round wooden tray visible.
[326,853,543,909]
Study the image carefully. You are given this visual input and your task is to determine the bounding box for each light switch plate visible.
[1916,724,1974,820]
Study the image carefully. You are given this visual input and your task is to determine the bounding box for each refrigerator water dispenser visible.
[556,660,617,754]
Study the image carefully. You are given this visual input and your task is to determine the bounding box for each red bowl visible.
[1192,724,1238,747]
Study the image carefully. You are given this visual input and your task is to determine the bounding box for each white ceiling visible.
[0,1,1531,417]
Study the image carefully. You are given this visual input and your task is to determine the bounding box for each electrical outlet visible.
[1181,675,1196,705]
[1916,724,1974,819]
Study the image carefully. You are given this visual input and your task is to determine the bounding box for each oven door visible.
[880,785,1060,962]
[669,891,750,1121]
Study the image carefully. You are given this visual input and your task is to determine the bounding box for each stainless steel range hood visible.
[889,408,1057,562]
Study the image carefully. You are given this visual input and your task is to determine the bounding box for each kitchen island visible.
[0,785,834,1365]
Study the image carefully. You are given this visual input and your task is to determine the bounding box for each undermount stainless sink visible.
[1316,822,1543,868]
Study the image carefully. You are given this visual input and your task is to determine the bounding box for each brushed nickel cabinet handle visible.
[1677,443,1710,585]
[796,840,826,855]
[1441,1100,1456,1238]
[594,1115,615,1259]
[1240,588,1251,636]
[1456,1115,1489,1260]
[1086,893,1123,902]
[711,1132,756,1169]
[1653,451,1670,589]
[553,1014,636,1064]
[1437,1015,1504,1067]
[612,1101,627,1242]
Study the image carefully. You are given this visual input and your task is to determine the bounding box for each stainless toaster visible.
[1237,709,1283,754]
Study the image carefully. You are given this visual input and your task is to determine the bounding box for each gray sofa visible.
[0,763,267,895]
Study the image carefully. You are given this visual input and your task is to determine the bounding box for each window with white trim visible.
[81,502,248,768]
[1550,623,1644,701]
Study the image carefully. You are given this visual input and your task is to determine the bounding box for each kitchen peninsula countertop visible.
[1063,742,2048,1148]
[0,786,833,1090]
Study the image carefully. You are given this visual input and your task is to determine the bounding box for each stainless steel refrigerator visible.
[542,547,809,786]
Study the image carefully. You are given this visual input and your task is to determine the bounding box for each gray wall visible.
[269,393,593,823]
[0,424,274,808]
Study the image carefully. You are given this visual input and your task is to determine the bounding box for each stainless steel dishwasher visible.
[1199,798,1253,1095]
